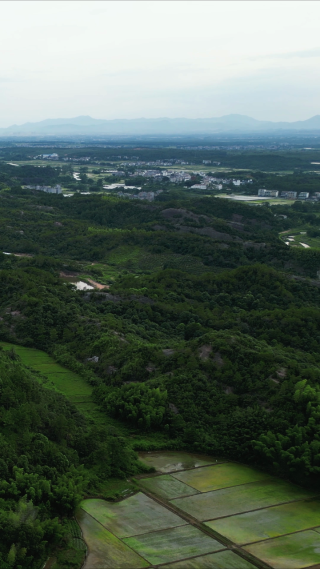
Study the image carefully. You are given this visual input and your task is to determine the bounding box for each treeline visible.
[0,348,144,567]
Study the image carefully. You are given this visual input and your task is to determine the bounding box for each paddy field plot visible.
[170,479,316,521]
[172,462,271,493]
[123,525,224,566]
[138,474,200,500]
[160,550,257,568]
[76,509,149,569]
[80,494,185,538]
[244,530,320,569]
[138,451,217,473]
[205,499,320,544]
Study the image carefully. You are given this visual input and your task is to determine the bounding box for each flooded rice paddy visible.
[77,451,320,568]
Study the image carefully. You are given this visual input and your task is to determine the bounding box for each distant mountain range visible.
[1,114,320,136]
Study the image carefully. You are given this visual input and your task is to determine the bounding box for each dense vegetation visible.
[1,153,320,566]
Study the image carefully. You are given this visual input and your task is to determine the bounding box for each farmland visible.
[74,451,320,568]
[0,342,93,414]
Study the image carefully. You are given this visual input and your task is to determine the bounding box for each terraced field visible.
[2,341,320,568]
[0,341,100,421]
[75,451,320,568]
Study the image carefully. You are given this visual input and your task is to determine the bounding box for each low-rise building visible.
[298,192,310,199]
[258,189,279,197]
[25,184,62,194]
[280,191,297,199]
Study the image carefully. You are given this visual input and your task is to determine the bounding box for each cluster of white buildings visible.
[258,189,317,200]
[116,190,163,202]
[24,184,62,194]
[33,153,59,160]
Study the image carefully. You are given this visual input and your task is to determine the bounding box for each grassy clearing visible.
[0,341,92,407]
[244,530,320,569]
[83,244,210,282]
[0,341,119,430]
[205,499,320,545]
[80,494,184,538]
[138,474,199,500]
[76,509,149,569]
[138,451,215,473]
[123,525,224,566]
[160,550,257,568]
[170,479,317,521]
[172,463,271,493]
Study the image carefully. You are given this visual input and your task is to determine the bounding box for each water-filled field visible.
[172,462,271,492]
[205,499,320,544]
[170,478,316,521]
[138,474,199,500]
[81,494,183,538]
[76,509,149,568]
[160,550,257,568]
[75,451,320,568]
[244,530,320,569]
[123,525,223,565]
[138,451,216,473]
[2,340,318,569]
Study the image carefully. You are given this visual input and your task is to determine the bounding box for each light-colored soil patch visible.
[205,499,320,544]
[80,494,184,538]
[170,479,316,521]
[244,530,320,569]
[160,550,256,568]
[138,451,217,473]
[199,345,212,361]
[86,278,109,290]
[172,463,270,493]
[123,524,224,566]
[139,474,200,500]
[76,509,149,569]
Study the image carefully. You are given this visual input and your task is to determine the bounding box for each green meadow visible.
[0,341,97,420]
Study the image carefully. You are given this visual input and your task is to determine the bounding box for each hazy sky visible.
[1,1,320,126]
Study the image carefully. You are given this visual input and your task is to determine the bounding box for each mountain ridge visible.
[1,114,320,136]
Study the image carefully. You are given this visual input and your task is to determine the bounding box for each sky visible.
[0,1,320,126]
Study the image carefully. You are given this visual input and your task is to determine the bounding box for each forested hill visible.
[1,183,320,566]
